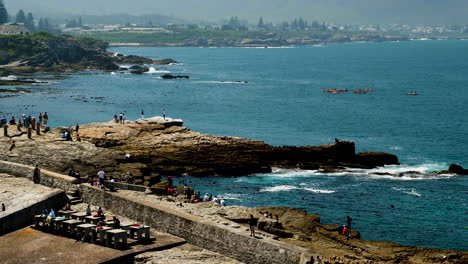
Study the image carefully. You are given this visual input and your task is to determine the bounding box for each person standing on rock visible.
[43,112,48,127]
[249,214,258,238]
[33,165,41,184]
[38,113,43,128]
[2,203,5,211]
[119,113,123,124]
[97,171,105,187]
[75,123,80,132]
[162,109,166,120]
[345,216,352,239]
[141,110,144,119]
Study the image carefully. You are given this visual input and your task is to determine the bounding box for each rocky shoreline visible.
[0,33,176,77]
[0,117,398,185]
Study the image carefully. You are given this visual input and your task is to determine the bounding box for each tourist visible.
[96,207,104,218]
[345,216,352,229]
[162,109,166,120]
[38,113,43,127]
[124,172,133,184]
[119,113,123,124]
[63,202,72,211]
[66,130,73,141]
[345,216,352,239]
[76,134,81,142]
[141,110,144,119]
[1,203,5,211]
[220,199,226,206]
[33,165,41,184]
[43,112,48,126]
[267,213,273,219]
[122,114,126,124]
[31,117,36,130]
[114,115,118,123]
[167,175,173,186]
[97,170,105,187]
[112,216,121,229]
[249,214,258,238]
[172,188,179,197]
[125,153,132,159]
[9,116,16,125]
[212,196,219,204]
[203,193,210,202]
[316,256,323,264]
[264,211,269,217]
[85,205,91,216]
[75,123,80,132]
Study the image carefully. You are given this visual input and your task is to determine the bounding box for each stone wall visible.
[0,160,80,191]
[0,160,313,264]
[0,189,68,235]
[79,185,312,264]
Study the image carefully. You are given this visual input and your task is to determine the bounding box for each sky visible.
[5,0,468,25]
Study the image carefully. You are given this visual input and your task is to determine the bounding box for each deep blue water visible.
[0,41,467,250]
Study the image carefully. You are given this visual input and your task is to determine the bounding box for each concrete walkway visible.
[0,227,186,264]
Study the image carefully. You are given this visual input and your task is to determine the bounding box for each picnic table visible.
[77,223,97,242]
[106,229,128,249]
[51,217,68,233]
[34,215,46,228]
[71,212,87,221]
[62,219,82,236]
[129,225,151,242]
[96,226,112,245]
[57,210,77,218]
[84,215,102,225]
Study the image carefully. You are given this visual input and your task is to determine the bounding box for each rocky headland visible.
[0,32,176,77]
[0,116,398,186]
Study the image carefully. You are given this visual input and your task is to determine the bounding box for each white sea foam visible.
[389,146,403,150]
[303,188,336,193]
[392,187,422,197]
[0,75,18,81]
[110,72,117,75]
[220,193,244,200]
[261,185,335,194]
[145,67,170,74]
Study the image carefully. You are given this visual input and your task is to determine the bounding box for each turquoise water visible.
[0,41,467,250]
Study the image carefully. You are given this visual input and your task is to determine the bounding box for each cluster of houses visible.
[0,23,30,36]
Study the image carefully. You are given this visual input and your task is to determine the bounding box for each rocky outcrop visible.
[448,164,468,175]
[0,118,399,183]
[161,74,190,79]
[0,33,173,77]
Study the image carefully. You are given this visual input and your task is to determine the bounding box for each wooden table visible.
[62,219,82,236]
[129,225,151,242]
[106,229,128,249]
[71,212,87,221]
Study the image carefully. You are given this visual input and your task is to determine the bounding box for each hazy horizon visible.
[4,0,468,25]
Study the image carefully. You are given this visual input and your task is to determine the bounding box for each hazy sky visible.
[5,0,468,25]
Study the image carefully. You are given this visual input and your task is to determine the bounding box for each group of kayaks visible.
[321,89,418,95]
[321,88,374,94]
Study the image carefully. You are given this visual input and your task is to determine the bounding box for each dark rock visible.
[154,59,178,65]
[161,74,190,79]
[130,67,150,74]
[448,164,468,175]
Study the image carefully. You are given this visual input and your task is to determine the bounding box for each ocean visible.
[0,40,467,250]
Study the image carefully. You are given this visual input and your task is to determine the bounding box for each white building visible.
[0,24,30,36]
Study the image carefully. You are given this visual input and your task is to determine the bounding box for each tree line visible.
[0,0,58,33]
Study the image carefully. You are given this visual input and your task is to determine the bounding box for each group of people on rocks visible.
[339,216,353,239]
[114,113,126,124]
[0,112,49,129]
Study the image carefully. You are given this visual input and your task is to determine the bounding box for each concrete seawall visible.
[0,183,68,235]
[0,160,313,264]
